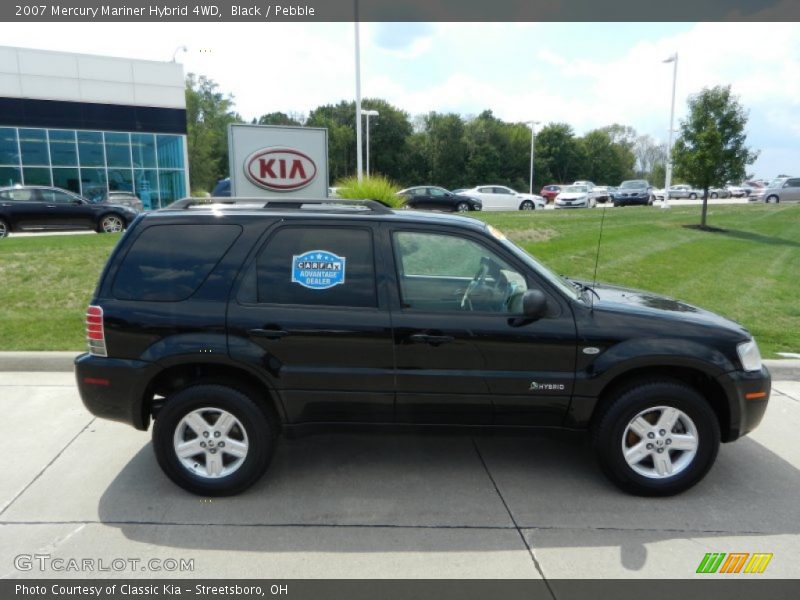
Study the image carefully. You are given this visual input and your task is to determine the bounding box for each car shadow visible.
[97,430,800,567]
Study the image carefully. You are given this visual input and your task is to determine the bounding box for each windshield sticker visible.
[291,250,346,290]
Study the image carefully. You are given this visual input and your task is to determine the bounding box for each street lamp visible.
[354,2,364,182]
[362,109,379,177]
[662,53,678,209]
[171,45,187,62]
[525,121,541,195]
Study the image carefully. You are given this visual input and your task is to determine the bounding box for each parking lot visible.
[2,370,799,580]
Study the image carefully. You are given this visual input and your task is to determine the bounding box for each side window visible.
[41,190,78,204]
[393,231,528,314]
[477,187,492,194]
[429,188,447,197]
[2,189,35,201]
[493,187,511,194]
[250,226,377,308]
[787,178,800,188]
[112,224,242,301]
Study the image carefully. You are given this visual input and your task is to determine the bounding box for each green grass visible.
[477,204,800,357]
[0,204,798,356]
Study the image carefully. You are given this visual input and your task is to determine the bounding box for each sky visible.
[2,21,798,179]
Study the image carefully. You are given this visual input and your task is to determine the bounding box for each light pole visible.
[525,121,541,195]
[662,53,678,209]
[354,2,363,182]
[171,45,187,62]
[362,109,379,177]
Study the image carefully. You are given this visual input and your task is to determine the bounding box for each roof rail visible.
[167,197,394,214]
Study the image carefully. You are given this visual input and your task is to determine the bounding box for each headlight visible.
[737,339,762,372]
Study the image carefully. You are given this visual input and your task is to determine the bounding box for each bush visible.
[334,175,404,208]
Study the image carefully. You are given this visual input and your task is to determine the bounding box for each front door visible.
[228,222,395,424]
[385,227,577,426]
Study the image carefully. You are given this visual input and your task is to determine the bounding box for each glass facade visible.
[0,126,187,209]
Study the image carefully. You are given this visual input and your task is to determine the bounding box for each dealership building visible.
[0,46,188,209]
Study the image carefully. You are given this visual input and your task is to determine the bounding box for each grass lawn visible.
[0,203,798,357]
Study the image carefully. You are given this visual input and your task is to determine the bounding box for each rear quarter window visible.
[112,224,242,301]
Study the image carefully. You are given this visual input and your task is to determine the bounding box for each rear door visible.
[493,187,518,210]
[0,188,47,229]
[475,186,498,210]
[784,178,800,202]
[228,221,395,424]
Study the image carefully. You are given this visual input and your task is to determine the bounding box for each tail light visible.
[86,305,107,357]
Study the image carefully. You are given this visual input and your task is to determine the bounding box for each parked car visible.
[725,184,748,198]
[612,180,654,207]
[540,184,562,203]
[0,185,138,238]
[592,185,613,203]
[554,185,597,209]
[755,176,800,204]
[708,187,732,199]
[459,185,546,211]
[396,186,482,212]
[75,196,770,497]
[653,184,700,201]
[212,178,231,197]
[97,191,144,212]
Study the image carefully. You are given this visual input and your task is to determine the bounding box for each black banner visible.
[0,0,793,22]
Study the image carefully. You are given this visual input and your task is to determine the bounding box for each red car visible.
[540,184,562,203]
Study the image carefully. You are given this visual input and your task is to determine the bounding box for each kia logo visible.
[244,147,317,191]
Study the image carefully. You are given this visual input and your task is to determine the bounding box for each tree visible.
[580,129,635,184]
[535,123,586,184]
[634,135,667,180]
[424,112,467,188]
[253,112,301,126]
[672,85,759,227]
[185,74,242,193]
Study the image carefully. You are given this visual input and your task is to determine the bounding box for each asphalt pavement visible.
[1,370,799,580]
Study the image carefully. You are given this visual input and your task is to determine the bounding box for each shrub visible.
[334,175,404,208]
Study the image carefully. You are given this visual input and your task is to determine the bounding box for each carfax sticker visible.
[291,250,346,290]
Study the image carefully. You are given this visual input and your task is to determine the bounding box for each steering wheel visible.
[460,259,490,310]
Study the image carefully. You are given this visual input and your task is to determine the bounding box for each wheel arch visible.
[590,365,733,442]
[144,361,286,429]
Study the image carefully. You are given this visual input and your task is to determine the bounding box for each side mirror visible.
[522,289,548,318]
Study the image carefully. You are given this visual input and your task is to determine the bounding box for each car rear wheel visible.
[592,380,720,496]
[456,201,470,212]
[766,195,779,204]
[0,219,9,239]
[519,200,535,210]
[710,192,718,199]
[153,384,277,496]
[98,214,125,233]
[689,193,697,199]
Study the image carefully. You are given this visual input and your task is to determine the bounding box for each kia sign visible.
[245,147,317,191]
[228,124,328,197]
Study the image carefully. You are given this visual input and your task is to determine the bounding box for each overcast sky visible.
[3,21,798,179]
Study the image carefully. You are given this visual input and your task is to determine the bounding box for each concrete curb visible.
[0,352,798,381]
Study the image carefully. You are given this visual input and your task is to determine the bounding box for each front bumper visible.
[613,195,650,206]
[717,365,771,442]
[75,353,159,430]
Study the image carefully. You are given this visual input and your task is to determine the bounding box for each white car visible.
[554,185,597,209]
[459,185,546,211]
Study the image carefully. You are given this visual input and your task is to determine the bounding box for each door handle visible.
[409,333,454,346]
[248,328,289,340]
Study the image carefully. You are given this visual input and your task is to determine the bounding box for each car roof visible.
[148,198,489,233]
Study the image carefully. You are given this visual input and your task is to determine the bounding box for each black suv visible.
[75,198,770,497]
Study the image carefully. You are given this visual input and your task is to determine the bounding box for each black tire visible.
[97,213,126,233]
[689,193,697,199]
[153,384,277,496]
[519,200,535,211]
[710,192,718,199]
[592,380,720,496]
[766,195,779,204]
[0,218,9,239]
[456,201,470,212]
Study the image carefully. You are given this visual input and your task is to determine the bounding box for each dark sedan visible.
[611,180,654,207]
[0,186,138,238]
[396,186,482,212]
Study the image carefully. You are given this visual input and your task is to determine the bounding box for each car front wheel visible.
[456,201,470,212]
[592,380,720,496]
[153,384,277,495]
[0,218,9,239]
[98,214,125,233]
[766,195,779,204]
[519,200,535,210]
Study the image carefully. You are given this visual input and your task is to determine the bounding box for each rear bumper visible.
[717,365,771,442]
[74,353,159,431]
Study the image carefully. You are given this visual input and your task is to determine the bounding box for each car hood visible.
[585,281,749,336]
[557,193,587,200]
[614,188,648,194]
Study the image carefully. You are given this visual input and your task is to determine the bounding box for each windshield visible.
[495,235,581,301]
[620,180,647,189]
[768,178,786,189]
[562,185,588,193]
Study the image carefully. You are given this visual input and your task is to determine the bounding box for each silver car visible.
[756,176,800,204]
